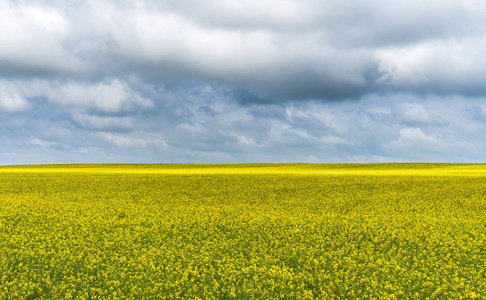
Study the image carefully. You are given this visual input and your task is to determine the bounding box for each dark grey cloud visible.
[2,0,486,99]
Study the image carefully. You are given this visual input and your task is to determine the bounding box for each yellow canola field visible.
[2,163,486,176]
[1,163,486,299]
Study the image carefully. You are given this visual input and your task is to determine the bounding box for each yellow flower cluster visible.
[0,163,486,299]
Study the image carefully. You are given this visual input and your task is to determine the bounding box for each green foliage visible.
[1,164,486,299]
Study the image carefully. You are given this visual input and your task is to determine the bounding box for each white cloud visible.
[398,103,432,123]
[28,137,69,150]
[0,1,85,73]
[29,138,57,148]
[88,3,280,77]
[384,127,440,150]
[72,113,133,131]
[2,0,486,99]
[306,155,320,163]
[24,79,153,113]
[98,132,168,148]
[231,133,257,146]
[320,135,349,145]
[0,84,29,112]
[158,0,311,29]
[377,36,486,92]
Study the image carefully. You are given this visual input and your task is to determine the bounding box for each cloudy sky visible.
[1,0,486,164]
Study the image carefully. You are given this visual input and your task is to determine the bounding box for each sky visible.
[2,0,486,164]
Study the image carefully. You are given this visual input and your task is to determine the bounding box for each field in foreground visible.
[1,163,486,299]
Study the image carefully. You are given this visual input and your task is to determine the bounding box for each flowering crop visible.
[1,164,486,299]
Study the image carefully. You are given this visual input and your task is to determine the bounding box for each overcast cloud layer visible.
[2,0,486,164]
